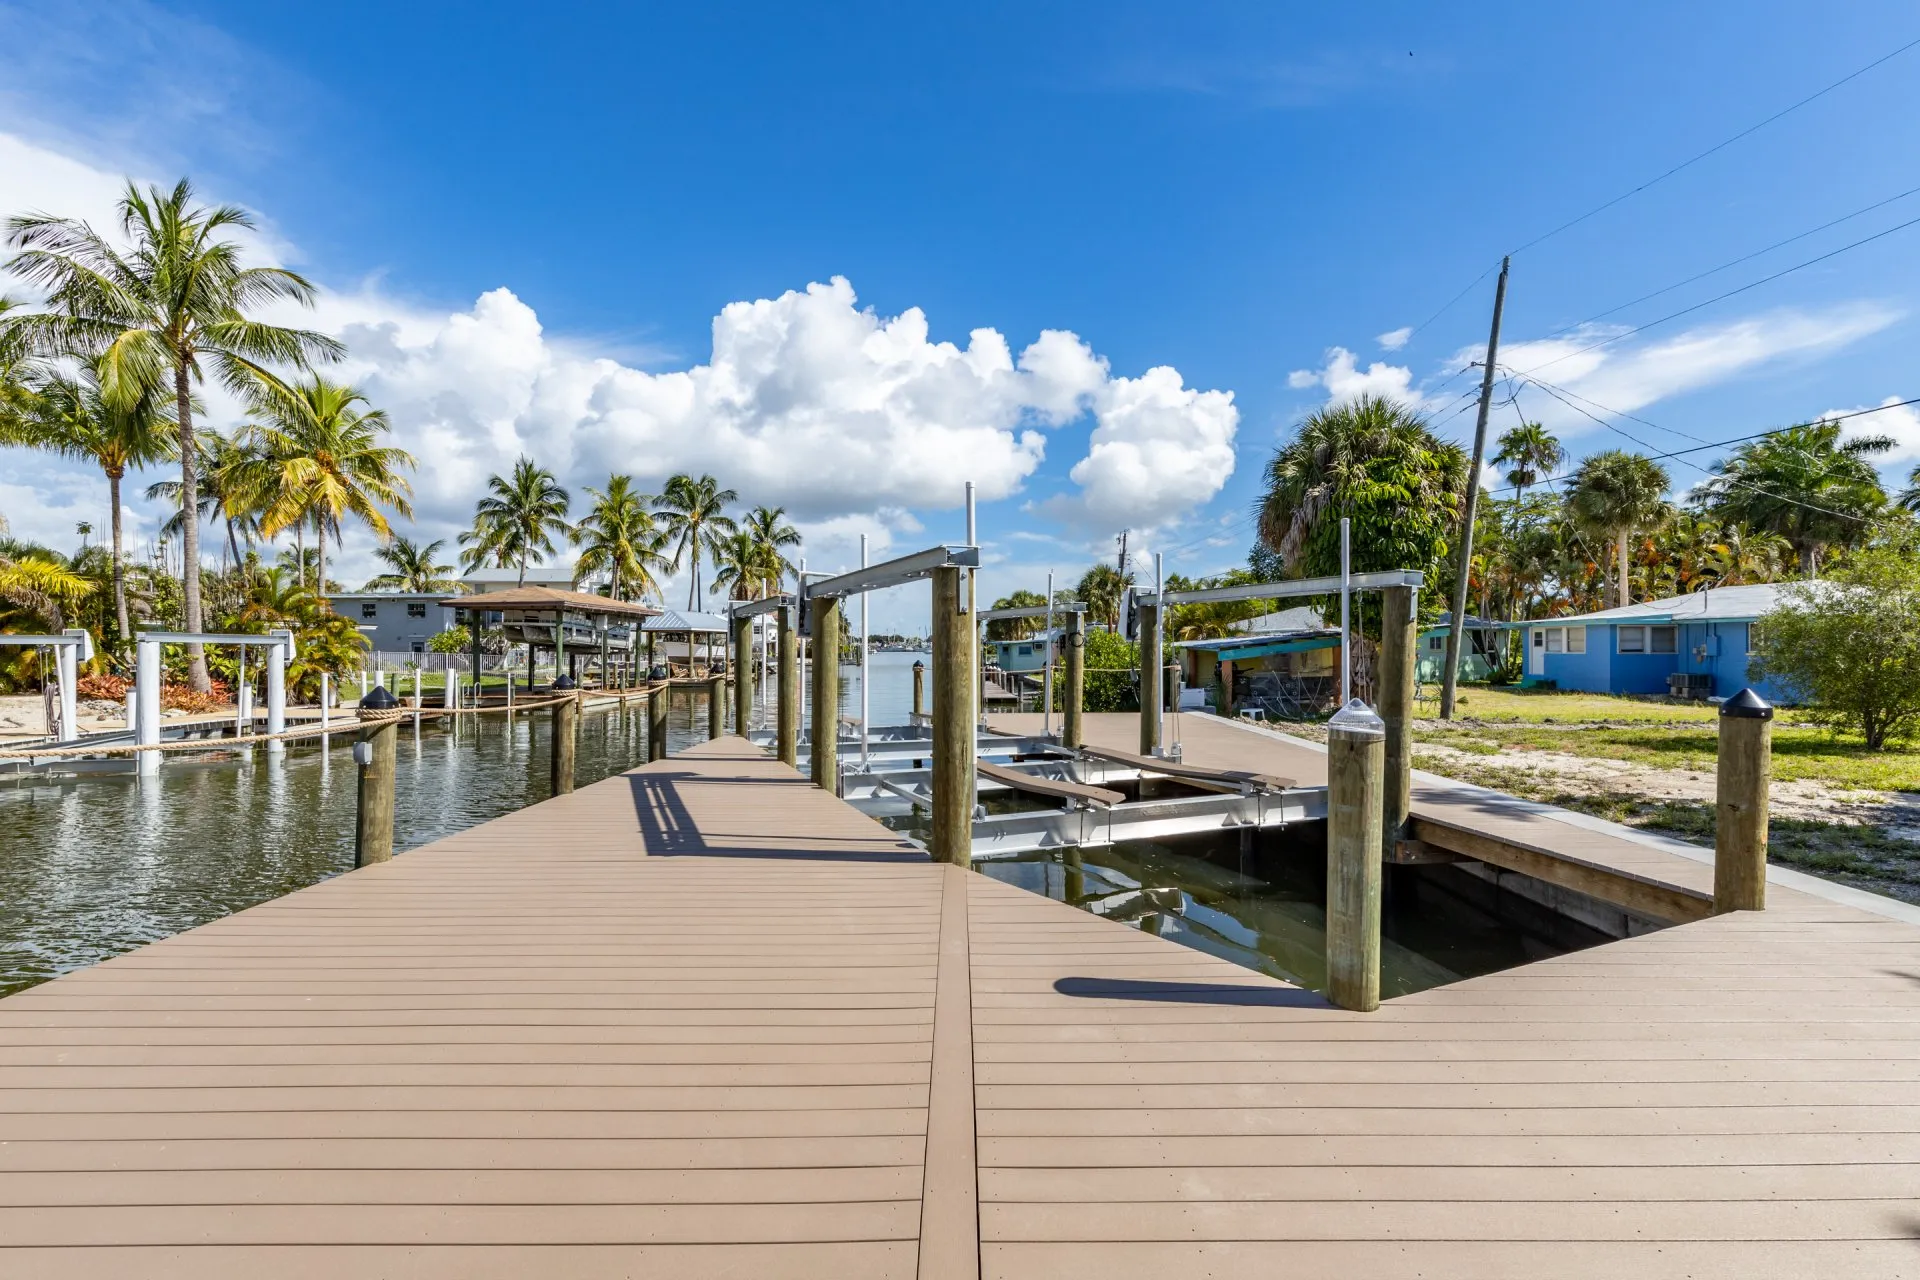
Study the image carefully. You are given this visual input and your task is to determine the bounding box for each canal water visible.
[1,648,1599,1001]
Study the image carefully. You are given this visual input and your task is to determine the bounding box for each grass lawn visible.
[1413,687,1920,793]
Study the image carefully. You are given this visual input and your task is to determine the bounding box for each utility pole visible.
[1116,529,1129,579]
[1439,255,1509,721]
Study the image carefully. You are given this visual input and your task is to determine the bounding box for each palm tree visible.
[239,375,413,599]
[0,297,37,437]
[459,457,572,586]
[366,536,458,593]
[146,429,266,574]
[742,505,801,596]
[4,180,343,691]
[654,473,738,608]
[1900,463,1920,514]
[1565,450,1671,608]
[1075,563,1131,630]
[1699,422,1891,576]
[0,537,94,632]
[574,475,668,601]
[1492,421,1565,500]
[2,361,175,646]
[1255,394,1468,635]
[708,529,775,604]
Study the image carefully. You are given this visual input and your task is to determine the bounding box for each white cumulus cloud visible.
[1041,366,1239,532]
[1819,395,1920,468]
[1287,346,1420,406]
[1377,325,1412,350]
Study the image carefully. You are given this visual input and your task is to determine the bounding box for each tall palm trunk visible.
[314,513,327,601]
[174,356,209,692]
[108,469,129,648]
[226,518,241,572]
[517,549,528,587]
[1616,529,1631,608]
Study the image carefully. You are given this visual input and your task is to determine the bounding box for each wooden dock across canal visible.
[3,729,1920,1276]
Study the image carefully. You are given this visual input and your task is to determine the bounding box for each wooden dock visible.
[3,729,1919,1276]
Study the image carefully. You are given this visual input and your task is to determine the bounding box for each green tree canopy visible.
[1565,449,1671,608]
[1748,548,1920,750]
[459,457,572,585]
[1254,393,1468,635]
[1699,422,1890,576]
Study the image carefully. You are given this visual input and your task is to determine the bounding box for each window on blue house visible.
[1545,629,1564,653]
[1618,624,1676,654]
[1566,626,1586,654]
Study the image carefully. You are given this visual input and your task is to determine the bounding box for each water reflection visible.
[979,826,1609,999]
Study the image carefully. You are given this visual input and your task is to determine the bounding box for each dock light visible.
[352,741,372,766]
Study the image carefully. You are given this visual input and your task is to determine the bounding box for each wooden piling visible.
[648,683,669,763]
[733,615,753,736]
[777,606,799,767]
[912,660,926,721]
[1378,584,1418,860]
[1063,610,1084,748]
[1137,601,1160,755]
[809,595,842,791]
[354,690,401,868]
[550,689,578,796]
[1714,687,1773,913]
[707,673,725,740]
[930,565,975,865]
[1325,699,1385,1012]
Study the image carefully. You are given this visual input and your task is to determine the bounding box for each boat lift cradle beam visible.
[1133,569,1424,609]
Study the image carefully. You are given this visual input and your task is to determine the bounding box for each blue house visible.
[1526,584,1788,702]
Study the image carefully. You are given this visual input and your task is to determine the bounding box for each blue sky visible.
[2,2,1917,630]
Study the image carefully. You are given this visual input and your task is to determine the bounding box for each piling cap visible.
[1719,687,1774,720]
[552,674,577,690]
[358,685,399,711]
[912,660,925,671]
[1326,697,1385,739]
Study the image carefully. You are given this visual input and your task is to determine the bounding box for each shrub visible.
[161,681,232,714]
[76,672,131,702]
[1749,549,1920,750]
[428,626,472,654]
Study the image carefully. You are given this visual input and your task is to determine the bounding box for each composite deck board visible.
[4,730,1919,1276]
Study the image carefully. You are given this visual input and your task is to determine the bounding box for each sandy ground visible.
[1279,716,1920,843]
[0,692,265,743]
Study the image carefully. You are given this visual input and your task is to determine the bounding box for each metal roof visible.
[642,608,732,633]
[444,586,661,618]
[1547,584,1789,626]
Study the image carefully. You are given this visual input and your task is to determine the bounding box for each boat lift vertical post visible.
[1340,517,1352,706]
[265,630,290,753]
[135,636,162,776]
[1042,570,1054,737]
[859,533,870,769]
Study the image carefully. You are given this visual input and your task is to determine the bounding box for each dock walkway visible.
[3,734,1919,1276]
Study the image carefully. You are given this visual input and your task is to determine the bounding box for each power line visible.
[1514,376,1900,524]
[1484,389,1920,497]
[1394,36,1920,355]
[1510,210,1920,378]
[1539,179,1920,340]
[1508,34,1920,257]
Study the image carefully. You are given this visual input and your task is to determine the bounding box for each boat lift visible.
[0,629,94,741]
[133,630,295,774]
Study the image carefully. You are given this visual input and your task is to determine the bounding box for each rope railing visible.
[0,685,666,761]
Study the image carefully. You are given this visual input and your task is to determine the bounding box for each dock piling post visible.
[1137,600,1160,755]
[648,681,669,762]
[930,565,976,865]
[1378,584,1417,859]
[354,686,401,867]
[707,672,725,740]
[1325,698,1385,1012]
[911,659,926,722]
[550,677,578,795]
[1063,611,1084,748]
[733,615,753,736]
[777,606,799,766]
[808,595,842,791]
[1714,688,1773,913]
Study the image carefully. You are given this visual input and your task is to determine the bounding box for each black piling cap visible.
[359,685,400,711]
[913,660,925,671]
[1720,687,1774,720]
[552,674,577,690]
